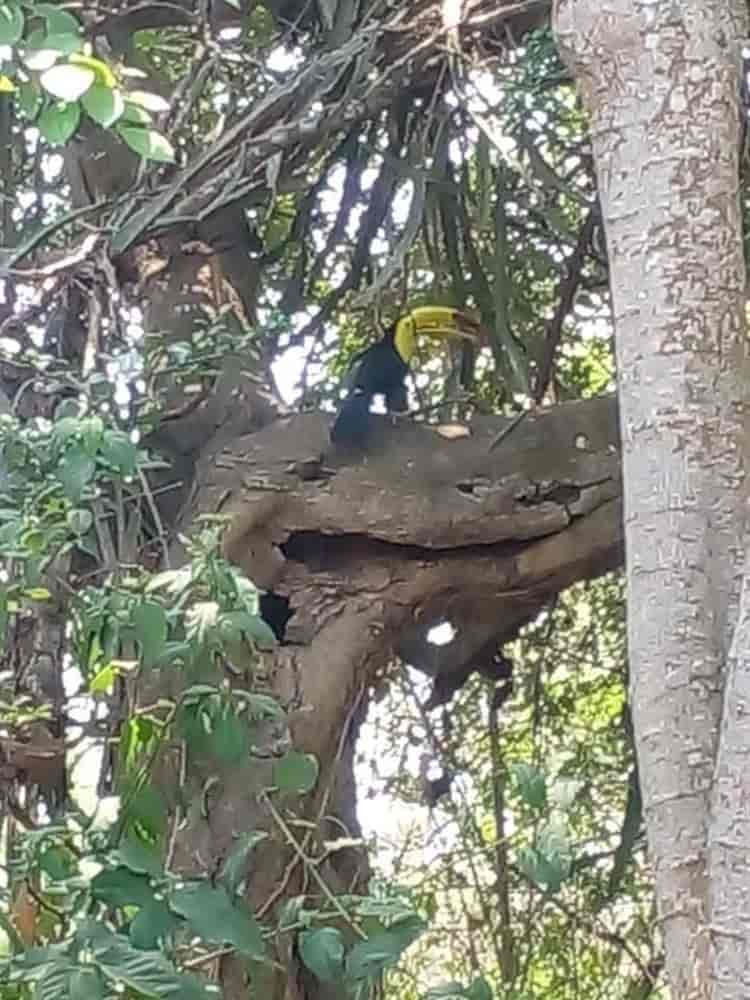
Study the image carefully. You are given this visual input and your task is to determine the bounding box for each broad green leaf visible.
[56,446,96,500]
[68,967,105,1000]
[236,692,284,721]
[466,977,493,1000]
[126,784,167,839]
[273,751,319,795]
[89,663,118,694]
[129,899,182,951]
[132,600,168,668]
[346,916,426,981]
[241,613,277,651]
[40,63,94,101]
[208,703,247,764]
[512,762,547,810]
[0,2,23,45]
[95,939,185,998]
[90,867,155,909]
[34,5,82,36]
[22,46,59,71]
[116,836,162,877]
[220,831,268,896]
[38,100,80,145]
[116,124,174,163]
[39,846,77,881]
[42,32,83,55]
[170,883,265,958]
[34,961,74,1000]
[120,101,152,125]
[82,84,124,127]
[79,415,104,454]
[298,927,345,984]
[99,429,137,475]
[127,90,170,113]
[425,985,469,1000]
[67,508,93,536]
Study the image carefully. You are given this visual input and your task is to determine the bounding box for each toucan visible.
[330,306,481,447]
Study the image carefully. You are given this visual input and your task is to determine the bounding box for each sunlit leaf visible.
[82,84,124,127]
[127,90,170,113]
[40,63,94,101]
[70,53,116,88]
[116,124,174,163]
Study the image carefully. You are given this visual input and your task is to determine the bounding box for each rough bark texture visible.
[178,396,623,997]
[553,2,750,997]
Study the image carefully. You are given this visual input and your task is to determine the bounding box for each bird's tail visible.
[330,391,373,447]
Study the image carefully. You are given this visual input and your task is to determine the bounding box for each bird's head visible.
[393,306,484,363]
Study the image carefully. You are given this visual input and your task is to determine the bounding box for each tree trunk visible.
[553,1,750,997]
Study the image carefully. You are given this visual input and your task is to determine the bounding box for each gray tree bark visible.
[553,1,750,997]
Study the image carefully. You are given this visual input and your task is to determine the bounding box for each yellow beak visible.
[394,306,483,362]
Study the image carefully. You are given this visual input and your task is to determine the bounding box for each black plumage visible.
[330,328,409,447]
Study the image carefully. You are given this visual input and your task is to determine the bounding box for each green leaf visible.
[40,63,94,101]
[209,703,247,764]
[34,961,75,1000]
[243,613,277,651]
[82,84,124,127]
[299,927,345,984]
[38,100,80,145]
[512,762,547,810]
[39,845,77,881]
[34,4,82,36]
[120,101,152,125]
[56,446,96,500]
[42,32,84,55]
[99,429,137,475]
[466,977,493,1000]
[425,985,470,1000]
[68,967,105,1000]
[0,2,24,45]
[22,45,59,71]
[91,867,155,909]
[219,831,268,896]
[346,916,426,981]
[236,692,284,721]
[67,508,93,536]
[0,74,14,92]
[127,90,170,113]
[132,600,168,668]
[95,939,186,998]
[116,124,174,163]
[126,784,167,839]
[89,663,118,694]
[170,883,265,958]
[129,899,182,951]
[116,836,162,877]
[273,751,319,795]
[16,80,42,119]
